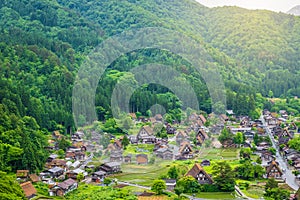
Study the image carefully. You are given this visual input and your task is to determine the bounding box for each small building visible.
[67,168,87,179]
[137,126,156,144]
[163,179,176,191]
[20,181,37,199]
[155,148,173,160]
[196,129,209,146]
[265,161,283,179]
[124,154,132,163]
[92,170,106,183]
[260,151,275,162]
[175,130,188,144]
[46,159,67,169]
[136,154,148,165]
[50,178,78,196]
[29,174,40,183]
[47,167,64,178]
[100,162,121,174]
[16,170,29,181]
[201,159,211,167]
[110,150,123,162]
[177,141,193,159]
[186,163,213,184]
[46,154,58,163]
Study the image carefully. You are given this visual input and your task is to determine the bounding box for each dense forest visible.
[0,0,300,173]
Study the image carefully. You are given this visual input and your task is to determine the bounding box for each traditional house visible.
[136,154,148,165]
[201,159,211,166]
[124,154,132,163]
[155,114,163,122]
[46,154,58,163]
[46,159,67,169]
[20,181,37,199]
[265,161,283,179]
[199,114,207,124]
[175,130,188,144]
[107,139,122,151]
[67,168,87,179]
[50,178,78,196]
[52,131,61,139]
[110,149,123,162]
[92,170,106,183]
[163,179,176,191]
[16,170,30,181]
[177,141,193,159]
[220,114,229,122]
[186,163,213,184]
[47,167,64,178]
[99,162,121,174]
[196,129,209,146]
[260,151,275,162]
[155,148,173,160]
[166,124,176,134]
[137,126,156,144]
[29,174,40,183]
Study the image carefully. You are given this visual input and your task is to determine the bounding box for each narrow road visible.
[261,115,299,191]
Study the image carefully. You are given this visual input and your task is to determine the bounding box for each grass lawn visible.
[198,148,239,160]
[193,192,235,199]
[111,161,170,186]
[241,185,265,199]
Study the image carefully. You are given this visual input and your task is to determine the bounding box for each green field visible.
[198,148,239,160]
[194,192,236,199]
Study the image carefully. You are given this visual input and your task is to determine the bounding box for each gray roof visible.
[104,162,121,168]
[48,167,63,173]
[94,170,106,176]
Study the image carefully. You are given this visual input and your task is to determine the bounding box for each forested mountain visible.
[0,0,300,173]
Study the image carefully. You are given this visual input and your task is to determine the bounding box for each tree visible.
[0,171,26,200]
[268,147,276,155]
[212,161,235,192]
[174,185,184,197]
[58,137,71,151]
[234,132,244,146]
[121,135,130,149]
[240,148,252,160]
[265,178,278,191]
[151,180,166,195]
[103,177,112,186]
[176,176,200,193]
[167,166,179,179]
[253,133,259,146]
[77,173,84,182]
[218,128,233,144]
[288,137,300,151]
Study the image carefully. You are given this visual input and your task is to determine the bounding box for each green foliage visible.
[265,188,290,200]
[218,128,233,144]
[167,166,179,179]
[288,137,300,151]
[176,175,200,193]
[212,161,235,192]
[66,184,137,200]
[235,160,265,180]
[121,135,130,149]
[234,132,245,145]
[0,171,26,200]
[58,137,71,151]
[103,177,112,186]
[240,148,252,160]
[151,179,166,195]
[77,173,84,182]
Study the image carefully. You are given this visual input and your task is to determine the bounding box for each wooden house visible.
[110,149,123,162]
[124,154,132,163]
[201,159,211,166]
[50,178,78,196]
[99,162,121,174]
[92,170,106,183]
[265,161,283,179]
[196,129,208,146]
[186,163,213,184]
[163,179,176,191]
[177,141,193,159]
[136,154,148,164]
[47,167,64,178]
[155,148,173,160]
[20,181,37,199]
[260,151,275,162]
[137,126,156,144]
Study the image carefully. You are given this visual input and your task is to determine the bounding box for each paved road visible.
[261,115,299,191]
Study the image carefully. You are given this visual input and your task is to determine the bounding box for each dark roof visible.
[57,178,77,190]
[186,163,213,183]
[266,160,283,175]
[20,181,37,198]
[94,170,106,176]
[104,162,121,168]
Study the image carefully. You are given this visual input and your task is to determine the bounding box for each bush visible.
[199,184,220,192]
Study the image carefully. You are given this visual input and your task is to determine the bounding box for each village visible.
[16,109,300,200]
